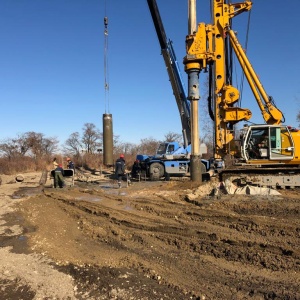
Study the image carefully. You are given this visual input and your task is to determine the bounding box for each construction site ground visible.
[0,170,299,300]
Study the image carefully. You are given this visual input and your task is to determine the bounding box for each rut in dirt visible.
[34,185,300,300]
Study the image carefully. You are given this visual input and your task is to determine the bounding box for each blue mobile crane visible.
[135,0,210,181]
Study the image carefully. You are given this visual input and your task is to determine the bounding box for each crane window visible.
[243,126,294,160]
[167,144,175,154]
[243,128,269,159]
[269,127,294,159]
[156,143,168,155]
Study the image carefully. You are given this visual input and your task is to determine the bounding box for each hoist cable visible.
[103,0,110,113]
[239,8,251,106]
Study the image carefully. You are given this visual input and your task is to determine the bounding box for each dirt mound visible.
[0,172,299,299]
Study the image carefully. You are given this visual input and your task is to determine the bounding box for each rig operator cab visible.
[241,125,297,162]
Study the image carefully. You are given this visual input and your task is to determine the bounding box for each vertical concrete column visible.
[103,113,114,166]
[188,0,202,183]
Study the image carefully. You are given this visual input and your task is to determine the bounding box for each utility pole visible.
[185,0,202,183]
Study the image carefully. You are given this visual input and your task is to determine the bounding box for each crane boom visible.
[147,0,191,147]
[227,29,284,125]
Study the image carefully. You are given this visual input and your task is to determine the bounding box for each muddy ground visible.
[0,171,299,300]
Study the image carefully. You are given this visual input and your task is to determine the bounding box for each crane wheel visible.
[149,162,164,181]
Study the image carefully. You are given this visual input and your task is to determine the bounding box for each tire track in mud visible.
[40,187,300,299]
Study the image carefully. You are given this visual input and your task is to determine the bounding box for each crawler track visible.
[220,166,300,188]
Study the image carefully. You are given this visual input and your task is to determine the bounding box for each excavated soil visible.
[0,172,299,299]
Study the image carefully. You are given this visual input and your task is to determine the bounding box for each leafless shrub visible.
[0,156,37,174]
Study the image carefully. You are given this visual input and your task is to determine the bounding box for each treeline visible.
[0,123,204,175]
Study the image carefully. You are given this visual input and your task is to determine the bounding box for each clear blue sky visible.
[0,0,299,147]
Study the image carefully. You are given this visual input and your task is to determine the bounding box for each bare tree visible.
[0,133,31,159]
[0,138,20,159]
[15,133,31,156]
[297,111,300,126]
[42,137,59,156]
[25,132,44,159]
[114,142,137,156]
[0,132,58,160]
[63,132,82,156]
[164,131,182,143]
[81,123,102,153]
[113,134,120,150]
[137,137,159,155]
[24,132,58,159]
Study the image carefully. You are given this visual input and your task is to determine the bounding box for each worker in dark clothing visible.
[131,159,141,180]
[66,157,75,174]
[115,154,126,188]
[54,164,64,188]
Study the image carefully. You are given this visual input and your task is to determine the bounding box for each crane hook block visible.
[104,17,108,27]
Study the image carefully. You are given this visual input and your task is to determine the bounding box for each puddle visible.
[18,235,27,241]
[12,187,42,198]
[124,204,134,211]
[75,196,102,202]
[76,181,115,189]
[0,209,35,254]
[100,185,114,189]
[11,195,24,199]
[0,234,30,253]
[100,189,128,196]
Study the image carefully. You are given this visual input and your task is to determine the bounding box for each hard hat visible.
[120,154,124,158]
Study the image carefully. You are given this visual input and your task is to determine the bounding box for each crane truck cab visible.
[155,142,189,159]
[136,141,210,181]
